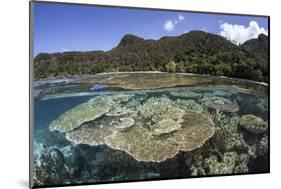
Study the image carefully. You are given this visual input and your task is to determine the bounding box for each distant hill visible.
[34,31,269,83]
[241,34,269,76]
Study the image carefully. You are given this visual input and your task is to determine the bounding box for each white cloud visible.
[163,15,186,32]
[164,20,175,32]
[178,15,185,21]
[219,21,268,45]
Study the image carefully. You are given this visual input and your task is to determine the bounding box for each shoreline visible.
[34,71,269,87]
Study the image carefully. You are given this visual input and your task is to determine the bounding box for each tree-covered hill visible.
[34,31,269,83]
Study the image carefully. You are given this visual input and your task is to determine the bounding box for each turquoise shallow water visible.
[32,75,269,187]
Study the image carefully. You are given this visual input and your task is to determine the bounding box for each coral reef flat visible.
[32,73,269,187]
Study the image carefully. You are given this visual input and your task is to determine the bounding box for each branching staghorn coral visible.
[138,97,187,135]
[206,111,239,130]
[210,127,249,153]
[203,152,249,175]
[256,136,268,156]
[138,96,174,119]
[33,147,71,186]
[187,151,249,176]
[174,99,204,113]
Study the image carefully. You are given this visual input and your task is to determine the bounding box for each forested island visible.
[34,31,268,83]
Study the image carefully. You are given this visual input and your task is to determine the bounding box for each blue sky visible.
[34,2,268,55]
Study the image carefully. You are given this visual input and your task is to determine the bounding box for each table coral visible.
[201,97,239,113]
[49,96,114,132]
[105,111,215,162]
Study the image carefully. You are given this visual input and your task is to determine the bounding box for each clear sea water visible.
[32,74,269,186]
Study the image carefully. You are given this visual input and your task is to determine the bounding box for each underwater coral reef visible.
[33,73,269,186]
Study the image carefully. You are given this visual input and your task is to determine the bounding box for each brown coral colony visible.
[49,94,216,162]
